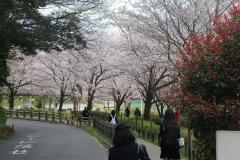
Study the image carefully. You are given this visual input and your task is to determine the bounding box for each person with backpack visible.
[159,109,180,160]
[108,110,118,124]
[82,107,89,124]
[108,123,151,160]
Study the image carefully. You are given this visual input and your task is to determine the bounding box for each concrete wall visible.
[216,130,240,160]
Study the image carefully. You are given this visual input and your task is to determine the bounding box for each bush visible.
[91,111,108,121]
[150,114,161,125]
[174,6,240,160]
[34,97,42,109]
[0,107,7,124]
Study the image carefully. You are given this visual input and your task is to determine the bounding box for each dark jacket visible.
[159,122,180,147]
[108,142,150,160]
[82,110,89,117]
[125,108,130,117]
[134,109,141,117]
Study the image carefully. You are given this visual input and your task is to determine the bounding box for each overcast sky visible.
[38,0,134,40]
[39,0,132,15]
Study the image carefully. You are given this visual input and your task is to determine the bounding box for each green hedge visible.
[34,97,42,108]
[0,107,7,124]
[91,111,108,120]
[91,111,160,133]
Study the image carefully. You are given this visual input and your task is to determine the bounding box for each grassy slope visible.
[82,126,112,149]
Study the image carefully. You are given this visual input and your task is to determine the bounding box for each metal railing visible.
[91,113,195,160]
[5,109,93,126]
[92,116,116,139]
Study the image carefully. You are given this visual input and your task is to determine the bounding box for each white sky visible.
[38,0,135,39]
[39,0,133,15]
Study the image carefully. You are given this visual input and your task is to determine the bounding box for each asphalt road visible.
[0,119,108,160]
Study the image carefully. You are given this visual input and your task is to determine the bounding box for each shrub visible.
[150,114,161,125]
[0,107,7,124]
[173,6,240,160]
[91,111,108,121]
[34,97,42,109]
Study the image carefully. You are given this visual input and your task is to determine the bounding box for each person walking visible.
[82,107,89,124]
[108,124,151,160]
[125,107,130,117]
[159,109,180,160]
[108,110,118,124]
[134,107,141,118]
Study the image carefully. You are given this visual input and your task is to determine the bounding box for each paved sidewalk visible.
[137,138,160,160]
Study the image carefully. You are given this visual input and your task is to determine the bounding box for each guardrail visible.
[92,116,116,139]
[6,110,68,124]
[120,116,160,145]
[5,110,92,126]
[92,115,159,144]
[91,111,160,145]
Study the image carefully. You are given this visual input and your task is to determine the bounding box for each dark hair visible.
[163,108,176,124]
[113,124,136,146]
[111,110,116,115]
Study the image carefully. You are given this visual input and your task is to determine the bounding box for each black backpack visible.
[163,124,178,146]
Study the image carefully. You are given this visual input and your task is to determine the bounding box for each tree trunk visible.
[144,102,152,120]
[48,97,52,109]
[0,96,3,107]
[87,93,94,111]
[115,101,122,114]
[73,98,77,112]
[0,53,9,87]
[8,88,15,110]
[42,96,46,109]
[160,104,164,117]
[59,89,65,111]
[144,92,153,120]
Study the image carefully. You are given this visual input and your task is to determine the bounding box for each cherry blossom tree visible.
[107,0,236,120]
[70,47,116,111]
[38,51,76,111]
[0,53,33,109]
[107,75,132,114]
[110,0,235,67]
[110,35,178,120]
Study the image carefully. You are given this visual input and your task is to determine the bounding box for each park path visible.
[0,119,107,160]
[137,138,160,160]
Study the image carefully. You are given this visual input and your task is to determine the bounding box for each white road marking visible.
[15,144,33,149]
[10,132,41,155]
[12,150,28,155]
[19,140,36,144]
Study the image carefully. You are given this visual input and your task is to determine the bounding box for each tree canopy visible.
[0,0,100,86]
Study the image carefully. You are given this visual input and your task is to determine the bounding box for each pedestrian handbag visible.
[137,144,151,160]
[178,137,185,148]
